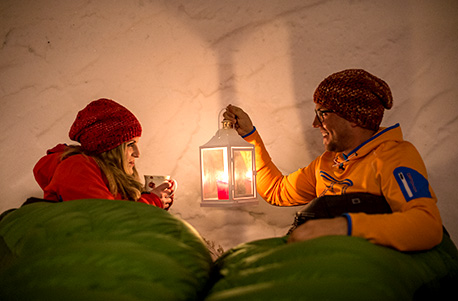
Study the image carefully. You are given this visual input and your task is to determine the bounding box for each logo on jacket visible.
[394,167,432,201]
[319,171,353,195]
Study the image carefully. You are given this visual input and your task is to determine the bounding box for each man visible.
[224,69,443,251]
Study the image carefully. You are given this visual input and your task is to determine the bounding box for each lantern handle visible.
[218,108,225,130]
[218,108,234,136]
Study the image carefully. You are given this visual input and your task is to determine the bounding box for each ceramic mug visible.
[144,175,178,196]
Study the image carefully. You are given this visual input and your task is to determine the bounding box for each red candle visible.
[217,180,229,199]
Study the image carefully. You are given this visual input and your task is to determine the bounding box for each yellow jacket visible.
[245,124,443,251]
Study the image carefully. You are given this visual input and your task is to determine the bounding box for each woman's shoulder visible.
[60,153,98,170]
[53,153,105,183]
[64,153,95,162]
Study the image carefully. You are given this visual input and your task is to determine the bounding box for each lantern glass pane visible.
[201,148,229,200]
[233,149,254,198]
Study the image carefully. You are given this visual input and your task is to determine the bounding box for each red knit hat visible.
[313,69,393,131]
[69,98,142,154]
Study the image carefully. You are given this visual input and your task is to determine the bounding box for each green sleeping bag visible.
[206,234,458,300]
[2,199,458,300]
[0,199,212,301]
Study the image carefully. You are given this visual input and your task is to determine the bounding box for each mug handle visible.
[168,178,178,196]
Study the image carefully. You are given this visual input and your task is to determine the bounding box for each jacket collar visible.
[333,123,402,168]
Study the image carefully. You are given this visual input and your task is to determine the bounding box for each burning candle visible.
[217,180,229,199]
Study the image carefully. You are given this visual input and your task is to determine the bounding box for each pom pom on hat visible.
[313,69,393,131]
[69,98,142,154]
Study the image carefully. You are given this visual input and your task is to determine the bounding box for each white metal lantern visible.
[199,116,258,207]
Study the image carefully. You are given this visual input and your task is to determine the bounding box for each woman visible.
[33,98,173,209]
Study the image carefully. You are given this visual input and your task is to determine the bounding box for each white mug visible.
[144,175,178,195]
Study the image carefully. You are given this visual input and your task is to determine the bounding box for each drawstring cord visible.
[333,153,357,170]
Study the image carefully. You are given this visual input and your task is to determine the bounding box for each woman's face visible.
[124,137,141,175]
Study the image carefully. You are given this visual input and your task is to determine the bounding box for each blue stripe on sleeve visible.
[242,126,256,138]
[342,213,352,236]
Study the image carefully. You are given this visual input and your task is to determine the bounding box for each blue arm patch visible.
[394,167,432,201]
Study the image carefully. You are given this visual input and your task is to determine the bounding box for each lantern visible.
[199,114,258,207]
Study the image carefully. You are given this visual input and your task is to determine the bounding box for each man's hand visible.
[223,105,254,136]
[287,217,348,243]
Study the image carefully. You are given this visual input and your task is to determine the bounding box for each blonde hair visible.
[62,143,143,201]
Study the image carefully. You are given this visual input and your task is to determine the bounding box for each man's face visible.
[313,104,354,153]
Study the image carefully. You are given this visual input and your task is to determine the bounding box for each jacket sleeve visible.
[138,193,164,208]
[244,130,316,206]
[349,142,443,251]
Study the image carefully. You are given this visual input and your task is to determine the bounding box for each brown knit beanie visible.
[313,69,393,131]
[69,98,142,154]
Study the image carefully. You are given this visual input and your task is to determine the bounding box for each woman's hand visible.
[151,181,174,210]
[223,105,254,136]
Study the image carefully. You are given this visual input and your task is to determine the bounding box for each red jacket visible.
[33,144,164,208]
